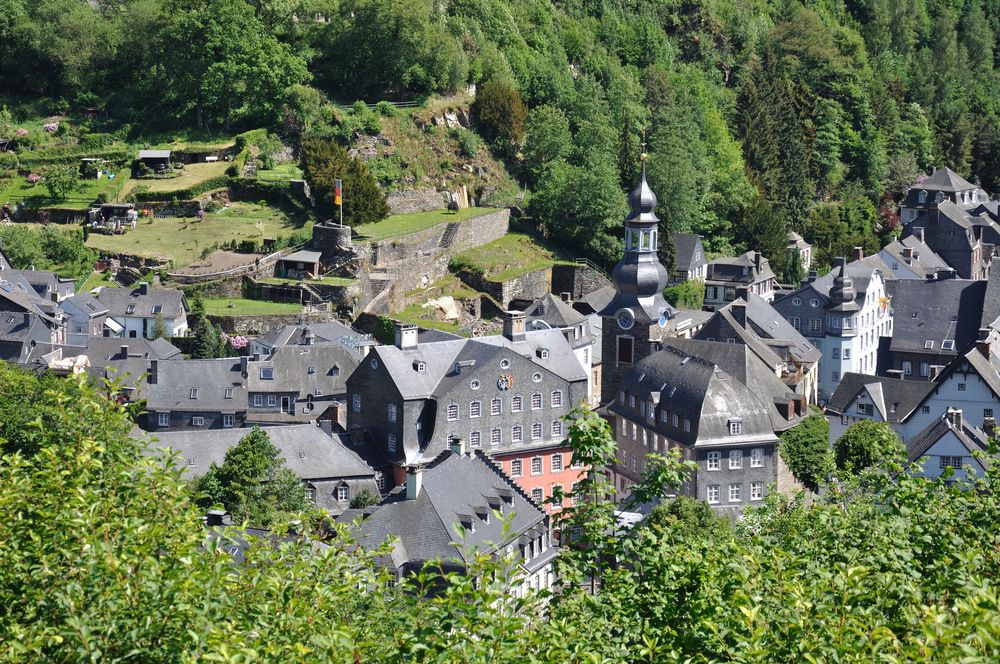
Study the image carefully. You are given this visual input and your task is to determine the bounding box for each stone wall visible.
[456,265,552,308]
[387,188,447,215]
[551,263,611,300]
[208,310,342,335]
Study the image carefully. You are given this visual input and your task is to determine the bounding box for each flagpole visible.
[335,178,343,227]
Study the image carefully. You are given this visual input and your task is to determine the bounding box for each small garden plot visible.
[449,232,573,282]
[202,298,304,316]
[354,207,488,241]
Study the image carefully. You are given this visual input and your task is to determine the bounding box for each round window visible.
[532,372,542,383]
[792,297,802,306]
[499,358,511,370]
[810,299,820,307]
[370,358,379,370]
[470,379,481,390]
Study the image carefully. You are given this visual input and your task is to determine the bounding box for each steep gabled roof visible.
[672,232,706,272]
[340,449,546,571]
[524,292,587,329]
[905,413,990,465]
[827,373,935,422]
[145,358,247,411]
[880,236,950,278]
[96,285,187,319]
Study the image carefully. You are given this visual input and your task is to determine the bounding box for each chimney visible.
[450,436,467,456]
[560,291,572,303]
[753,251,762,273]
[945,408,963,430]
[138,282,149,296]
[503,310,526,342]
[120,344,129,359]
[807,270,818,284]
[977,328,992,358]
[984,417,996,438]
[405,467,423,500]
[148,359,158,384]
[205,510,232,526]
[394,322,418,350]
[914,227,925,244]
[851,246,864,262]
[240,355,248,376]
[902,246,914,259]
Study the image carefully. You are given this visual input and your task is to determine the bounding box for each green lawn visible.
[80,270,118,292]
[354,207,489,241]
[256,163,302,181]
[0,170,128,210]
[451,232,573,282]
[86,202,309,267]
[121,160,230,195]
[393,303,468,336]
[202,298,304,316]
[138,129,235,151]
[259,275,353,286]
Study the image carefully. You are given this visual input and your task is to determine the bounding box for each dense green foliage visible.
[5,0,1000,267]
[835,418,906,473]
[2,364,1000,659]
[779,413,832,490]
[299,136,389,225]
[195,427,308,528]
[0,223,96,281]
[664,278,705,310]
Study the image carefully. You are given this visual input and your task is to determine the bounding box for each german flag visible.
[334,178,342,206]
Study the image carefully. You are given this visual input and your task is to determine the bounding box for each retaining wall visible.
[387,188,448,215]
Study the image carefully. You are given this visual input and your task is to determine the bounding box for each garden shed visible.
[137,149,171,172]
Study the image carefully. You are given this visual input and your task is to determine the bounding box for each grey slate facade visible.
[607,345,784,518]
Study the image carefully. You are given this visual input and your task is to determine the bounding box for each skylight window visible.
[151,305,162,314]
[126,304,135,314]
[924,340,934,349]
[942,340,955,350]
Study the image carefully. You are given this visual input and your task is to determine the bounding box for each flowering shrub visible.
[230,335,249,350]
[26,173,41,184]
[15,128,28,137]
[43,122,59,133]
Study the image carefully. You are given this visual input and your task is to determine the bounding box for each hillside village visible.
[7,0,1000,658]
[4,151,1000,579]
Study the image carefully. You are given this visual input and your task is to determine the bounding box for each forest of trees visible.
[3,361,1000,660]
[3,0,1000,269]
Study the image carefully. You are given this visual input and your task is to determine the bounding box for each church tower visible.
[599,155,671,405]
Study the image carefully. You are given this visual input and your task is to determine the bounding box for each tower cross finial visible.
[640,129,647,160]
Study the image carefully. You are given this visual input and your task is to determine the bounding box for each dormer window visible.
[924,340,934,349]
[942,340,955,350]
[331,364,340,377]
[414,360,425,372]
[125,304,135,314]
[307,366,315,374]
[728,419,743,436]
[151,305,162,314]
[537,348,550,360]
[189,388,198,399]
[918,190,927,204]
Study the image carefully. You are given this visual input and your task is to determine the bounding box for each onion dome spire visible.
[626,153,658,226]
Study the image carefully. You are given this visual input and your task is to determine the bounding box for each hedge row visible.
[0,152,18,171]
[235,128,267,150]
[229,178,297,207]
[19,145,131,170]
[226,148,250,176]
[131,175,233,202]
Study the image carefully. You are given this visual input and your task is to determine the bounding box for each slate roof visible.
[577,285,616,315]
[1,269,74,301]
[247,344,360,396]
[982,257,1000,329]
[524,293,587,329]
[63,292,109,317]
[280,250,323,263]
[706,251,776,285]
[672,232,707,272]
[0,280,61,321]
[254,321,366,352]
[97,285,187,319]
[782,257,885,310]
[787,231,810,250]
[146,358,247,412]
[664,337,803,432]
[905,413,990,465]
[610,345,779,446]
[140,424,375,480]
[880,236,950,278]
[703,293,821,366]
[372,328,588,401]
[827,373,934,422]
[339,449,546,571]
[138,149,171,159]
[887,278,986,358]
[915,167,977,193]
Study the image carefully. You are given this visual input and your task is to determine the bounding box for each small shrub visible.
[374,101,396,117]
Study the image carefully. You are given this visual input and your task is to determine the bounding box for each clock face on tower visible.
[616,308,635,330]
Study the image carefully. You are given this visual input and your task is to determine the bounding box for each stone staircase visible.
[438,222,461,248]
[300,282,324,303]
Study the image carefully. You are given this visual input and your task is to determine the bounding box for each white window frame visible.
[531,392,542,410]
[531,456,543,475]
[470,430,481,447]
[470,400,482,418]
[728,483,742,503]
[729,449,743,469]
[551,454,563,472]
[192,416,205,427]
[223,414,234,428]
[707,485,720,504]
[750,447,764,468]
[447,403,459,421]
[551,420,563,437]
[511,459,523,477]
[511,425,523,444]
[491,398,502,416]
[352,394,361,412]
[511,395,523,413]
[158,413,169,427]
[706,451,720,471]
[531,422,543,440]
[551,390,563,407]
[490,428,501,446]
[750,482,763,501]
